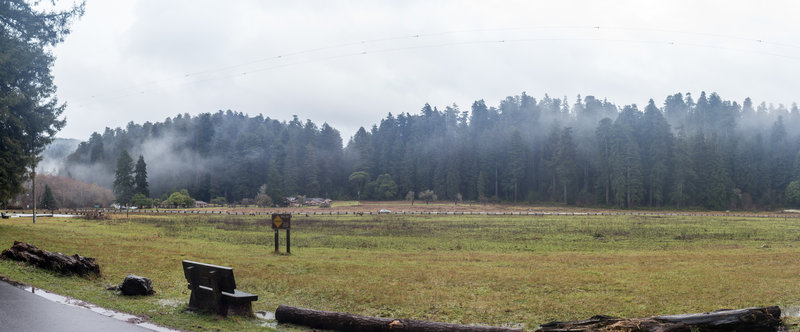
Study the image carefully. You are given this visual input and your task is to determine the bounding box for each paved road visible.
[0,281,151,332]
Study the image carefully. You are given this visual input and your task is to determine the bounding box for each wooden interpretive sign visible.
[271,213,291,229]
[271,213,292,253]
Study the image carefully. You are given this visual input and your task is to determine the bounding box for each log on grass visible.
[275,305,522,332]
[1,241,100,277]
[536,306,782,332]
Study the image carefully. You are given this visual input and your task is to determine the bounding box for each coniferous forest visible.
[61,91,800,210]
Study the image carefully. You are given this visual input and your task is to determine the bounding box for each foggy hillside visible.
[59,91,800,210]
[37,138,80,174]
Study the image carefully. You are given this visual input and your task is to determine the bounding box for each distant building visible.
[283,197,301,207]
[194,201,208,208]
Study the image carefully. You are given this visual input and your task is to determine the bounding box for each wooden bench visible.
[182,260,258,317]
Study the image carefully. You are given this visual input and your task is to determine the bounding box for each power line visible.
[72,24,800,106]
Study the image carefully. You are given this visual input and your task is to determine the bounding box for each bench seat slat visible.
[222,289,258,303]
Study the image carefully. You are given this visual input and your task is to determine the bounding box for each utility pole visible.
[32,168,36,224]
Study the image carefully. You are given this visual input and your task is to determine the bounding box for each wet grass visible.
[1,213,800,331]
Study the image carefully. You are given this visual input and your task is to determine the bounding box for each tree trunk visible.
[514,182,518,202]
[275,305,522,332]
[583,165,589,192]
[536,306,781,332]
[625,165,632,208]
[494,166,499,199]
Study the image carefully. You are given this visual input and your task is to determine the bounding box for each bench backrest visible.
[182,260,237,293]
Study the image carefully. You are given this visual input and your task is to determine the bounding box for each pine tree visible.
[555,127,577,204]
[0,1,83,204]
[641,100,673,207]
[670,130,695,209]
[595,118,614,205]
[508,130,525,202]
[134,155,149,197]
[611,106,644,208]
[40,184,57,210]
[113,150,135,204]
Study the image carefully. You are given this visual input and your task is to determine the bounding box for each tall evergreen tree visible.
[508,130,525,202]
[611,106,644,208]
[595,118,614,205]
[134,155,149,197]
[642,100,673,207]
[113,150,135,204]
[555,127,577,204]
[40,184,57,210]
[0,1,83,204]
[670,130,694,209]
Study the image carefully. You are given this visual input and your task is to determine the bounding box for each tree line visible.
[62,91,800,210]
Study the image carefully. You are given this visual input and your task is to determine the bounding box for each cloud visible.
[52,0,800,143]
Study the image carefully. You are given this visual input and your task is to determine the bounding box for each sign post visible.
[271,213,291,253]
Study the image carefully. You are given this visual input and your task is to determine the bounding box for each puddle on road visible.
[22,285,179,332]
[255,310,278,328]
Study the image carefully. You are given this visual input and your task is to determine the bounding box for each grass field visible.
[1,212,800,331]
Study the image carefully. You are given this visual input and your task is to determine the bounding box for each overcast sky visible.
[50,0,800,141]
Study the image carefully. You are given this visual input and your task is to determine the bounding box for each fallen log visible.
[536,306,782,332]
[1,241,100,278]
[275,305,522,332]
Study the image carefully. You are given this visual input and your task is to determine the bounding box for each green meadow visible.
[2,213,800,331]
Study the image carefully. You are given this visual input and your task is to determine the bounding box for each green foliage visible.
[418,189,437,203]
[787,181,800,207]
[39,184,57,210]
[112,150,134,204]
[166,189,194,208]
[0,1,83,204]
[254,193,272,207]
[348,171,369,200]
[554,127,577,204]
[61,90,800,210]
[210,196,227,205]
[130,193,152,208]
[641,99,673,207]
[134,155,149,197]
[794,150,800,181]
[611,106,644,208]
[508,130,525,202]
[365,173,397,200]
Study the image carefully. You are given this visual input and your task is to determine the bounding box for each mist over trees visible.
[64,111,347,204]
[61,92,800,210]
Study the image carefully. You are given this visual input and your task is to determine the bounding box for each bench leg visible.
[226,301,254,317]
